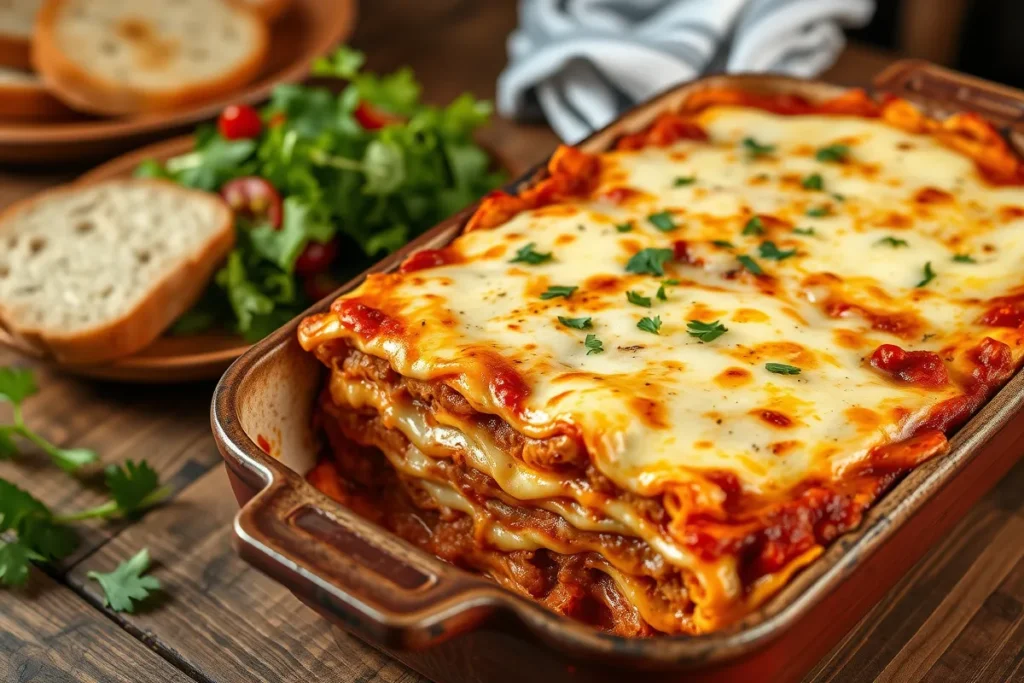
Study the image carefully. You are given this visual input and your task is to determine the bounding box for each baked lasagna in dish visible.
[298,87,1024,636]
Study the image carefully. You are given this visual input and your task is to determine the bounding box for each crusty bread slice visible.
[0,0,40,69]
[0,179,235,364]
[0,67,75,120]
[32,0,269,116]
[231,0,292,23]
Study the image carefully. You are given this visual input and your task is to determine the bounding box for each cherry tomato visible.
[354,101,404,130]
[295,239,339,276]
[303,272,342,301]
[218,104,262,140]
[219,177,283,228]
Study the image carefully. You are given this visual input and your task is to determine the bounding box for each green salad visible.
[136,46,504,341]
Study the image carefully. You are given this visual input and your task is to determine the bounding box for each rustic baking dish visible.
[211,60,1024,683]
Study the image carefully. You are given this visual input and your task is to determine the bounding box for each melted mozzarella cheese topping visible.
[306,106,1024,506]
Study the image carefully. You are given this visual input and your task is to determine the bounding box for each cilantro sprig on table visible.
[88,548,161,613]
[137,46,504,342]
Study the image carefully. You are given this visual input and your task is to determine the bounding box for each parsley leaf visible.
[615,222,633,233]
[626,291,652,307]
[758,241,797,261]
[806,205,831,217]
[766,362,801,375]
[742,216,764,236]
[687,320,728,343]
[917,262,937,288]
[647,211,676,232]
[793,227,816,236]
[743,137,775,158]
[510,243,552,265]
[87,548,162,613]
[0,479,78,587]
[656,285,668,301]
[876,236,909,248]
[637,316,662,334]
[0,366,98,472]
[815,144,850,163]
[625,248,674,276]
[802,173,824,190]
[713,239,735,248]
[584,334,604,355]
[540,285,577,300]
[737,255,764,275]
[558,316,592,330]
[673,176,696,186]
[953,254,977,263]
[54,461,170,523]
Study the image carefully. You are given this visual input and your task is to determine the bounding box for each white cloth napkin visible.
[497,0,876,142]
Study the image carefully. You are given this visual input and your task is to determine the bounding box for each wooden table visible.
[2,3,1022,682]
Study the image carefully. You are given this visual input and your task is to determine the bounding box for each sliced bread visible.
[32,0,269,116]
[0,179,235,364]
[0,67,74,120]
[0,0,41,69]
[231,0,292,23]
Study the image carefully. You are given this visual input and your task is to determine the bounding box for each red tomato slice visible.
[219,177,283,228]
[354,102,404,130]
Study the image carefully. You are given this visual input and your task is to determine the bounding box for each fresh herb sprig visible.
[88,548,162,613]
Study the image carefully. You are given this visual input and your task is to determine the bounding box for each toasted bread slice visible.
[0,179,235,364]
[231,0,292,23]
[32,0,269,116]
[0,0,40,69]
[0,67,75,120]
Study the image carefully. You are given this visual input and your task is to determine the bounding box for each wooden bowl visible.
[0,0,356,165]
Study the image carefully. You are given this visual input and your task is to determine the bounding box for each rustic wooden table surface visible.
[2,3,1023,682]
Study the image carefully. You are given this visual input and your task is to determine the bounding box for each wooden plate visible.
[0,0,356,165]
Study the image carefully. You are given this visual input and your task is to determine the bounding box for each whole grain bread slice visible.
[0,179,235,364]
[0,0,40,69]
[32,0,269,116]
[0,67,74,120]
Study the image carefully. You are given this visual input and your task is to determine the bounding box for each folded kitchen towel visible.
[498,0,876,142]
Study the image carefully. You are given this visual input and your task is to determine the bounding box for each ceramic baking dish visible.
[211,60,1024,683]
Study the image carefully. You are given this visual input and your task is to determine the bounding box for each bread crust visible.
[0,179,236,365]
[0,34,32,70]
[32,0,270,116]
[229,0,292,23]
[0,77,76,120]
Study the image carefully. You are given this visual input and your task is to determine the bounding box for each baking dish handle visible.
[233,472,503,649]
[873,59,1024,127]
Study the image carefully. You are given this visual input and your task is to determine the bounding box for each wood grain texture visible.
[0,569,195,682]
[66,467,427,683]
[1,1,1021,682]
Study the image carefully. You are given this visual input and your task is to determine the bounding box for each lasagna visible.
[298,87,1024,637]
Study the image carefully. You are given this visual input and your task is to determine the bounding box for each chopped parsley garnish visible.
[626,291,652,307]
[758,241,797,261]
[647,211,676,232]
[615,222,633,233]
[793,227,816,236]
[815,144,850,163]
[686,320,728,343]
[766,362,801,375]
[713,239,736,248]
[916,262,937,288]
[831,192,846,202]
[742,216,764,236]
[876,236,909,248]
[510,242,552,265]
[584,334,604,355]
[952,254,977,263]
[540,285,577,300]
[558,316,592,330]
[673,176,697,187]
[743,137,775,158]
[737,255,764,275]
[626,248,674,276]
[659,278,680,301]
[637,315,662,335]
[87,548,162,613]
[806,205,831,217]
[662,278,681,285]
[802,173,824,190]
